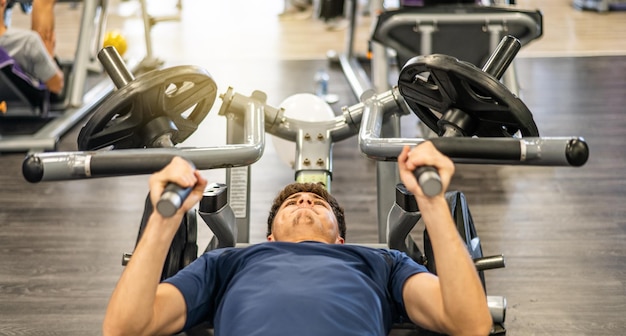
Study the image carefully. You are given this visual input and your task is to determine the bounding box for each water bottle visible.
[314,68,329,98]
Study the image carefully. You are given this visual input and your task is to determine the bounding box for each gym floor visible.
[1,0,626,335]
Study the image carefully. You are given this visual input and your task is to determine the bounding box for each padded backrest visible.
[0,46,49,116]
[372,5,543,68]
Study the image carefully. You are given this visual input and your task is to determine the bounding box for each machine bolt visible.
[317,133,324,140]
[304,133,311,140]
[303,158,311,166]
[316,158,324,166]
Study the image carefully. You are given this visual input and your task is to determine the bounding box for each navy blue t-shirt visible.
[163,241,428,335]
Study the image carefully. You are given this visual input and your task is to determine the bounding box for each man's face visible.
[268,192,344,244]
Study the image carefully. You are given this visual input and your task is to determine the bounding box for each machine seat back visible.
[0,46,50,117]
[372,4,543,68]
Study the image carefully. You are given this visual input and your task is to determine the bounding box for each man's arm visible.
[31,0,56,57]
[103,157,208,336]
[26,31,64,94]
[29,0,63,95]
[397,143,492,336]
[44,68,63,95]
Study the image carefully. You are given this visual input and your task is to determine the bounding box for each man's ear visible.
[267,235,274,242]
[336,236,345,244]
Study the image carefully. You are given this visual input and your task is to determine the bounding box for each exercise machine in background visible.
[1,0,119,153]
[0,0,178,153]
[333,0,542,98]
[136,0,182,70]
[573,0,626,12]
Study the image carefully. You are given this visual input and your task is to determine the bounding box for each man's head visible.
[267,182,346,244]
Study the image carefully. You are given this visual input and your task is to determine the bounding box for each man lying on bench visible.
[103,142,492,336]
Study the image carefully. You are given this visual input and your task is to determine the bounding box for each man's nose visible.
[297,195,314,206]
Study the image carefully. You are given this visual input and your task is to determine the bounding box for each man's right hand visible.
[397,142,455,200]
[149,156,208,220]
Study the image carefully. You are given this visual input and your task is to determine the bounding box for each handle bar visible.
[22,98,265,182]
[23,41,589,187]
[23,85,589,184]
[22,142,264,183]
[357,87,589,166]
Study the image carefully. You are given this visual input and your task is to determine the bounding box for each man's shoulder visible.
[3,28,39,41]
[1,28,40,52]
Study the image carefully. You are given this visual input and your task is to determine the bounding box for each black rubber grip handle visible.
[413,166,442,197]
[156,183,193,217]
[156,160,196,217]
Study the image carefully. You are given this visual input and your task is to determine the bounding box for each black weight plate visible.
[181,210,198,268]
[78,65,217,150]
[424,191,486,289]
[135,194,193,280]
[398,54,539,137]
[162,216,188,280]
[182,243,198,268]
[185,209,197,244]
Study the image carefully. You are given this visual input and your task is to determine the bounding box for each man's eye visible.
[314,201,325,206]
[286,200,296,205]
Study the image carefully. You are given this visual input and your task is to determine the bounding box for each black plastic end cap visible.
[22,155,44,183]
[395,183,418,213]
[199,183,228,213]
[566,138,589,167]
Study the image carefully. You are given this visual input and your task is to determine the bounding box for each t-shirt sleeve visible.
[23,33,58,83]
[387,250,429,321]
[162,248,229,331]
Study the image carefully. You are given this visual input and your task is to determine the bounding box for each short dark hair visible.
[267,182,346,240]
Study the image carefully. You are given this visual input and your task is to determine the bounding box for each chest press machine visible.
[333,1,544,237]
[23,36,588,335]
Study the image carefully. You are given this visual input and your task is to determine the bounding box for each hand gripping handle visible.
[413,166,442,197]
[156,160,196,217]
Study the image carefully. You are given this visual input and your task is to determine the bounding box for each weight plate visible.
[398,54,539,137]
[78,65,217,150]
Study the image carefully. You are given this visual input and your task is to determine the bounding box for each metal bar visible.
[377,12,541,47]
[23,90,266,182]
[98,46,135,88]
[358,92,589,167]
[69,0,100,107]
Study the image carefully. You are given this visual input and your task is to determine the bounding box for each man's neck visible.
[0,24,6,37]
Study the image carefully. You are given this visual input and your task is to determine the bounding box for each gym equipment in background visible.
[333,1,542,98]
[573,0,626,12]
[2,0,32,27]
[0,0,174,153]
[0,46,51,118]
[1,0,116,152]
[136,0,182,70]
[103,30,127,57]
